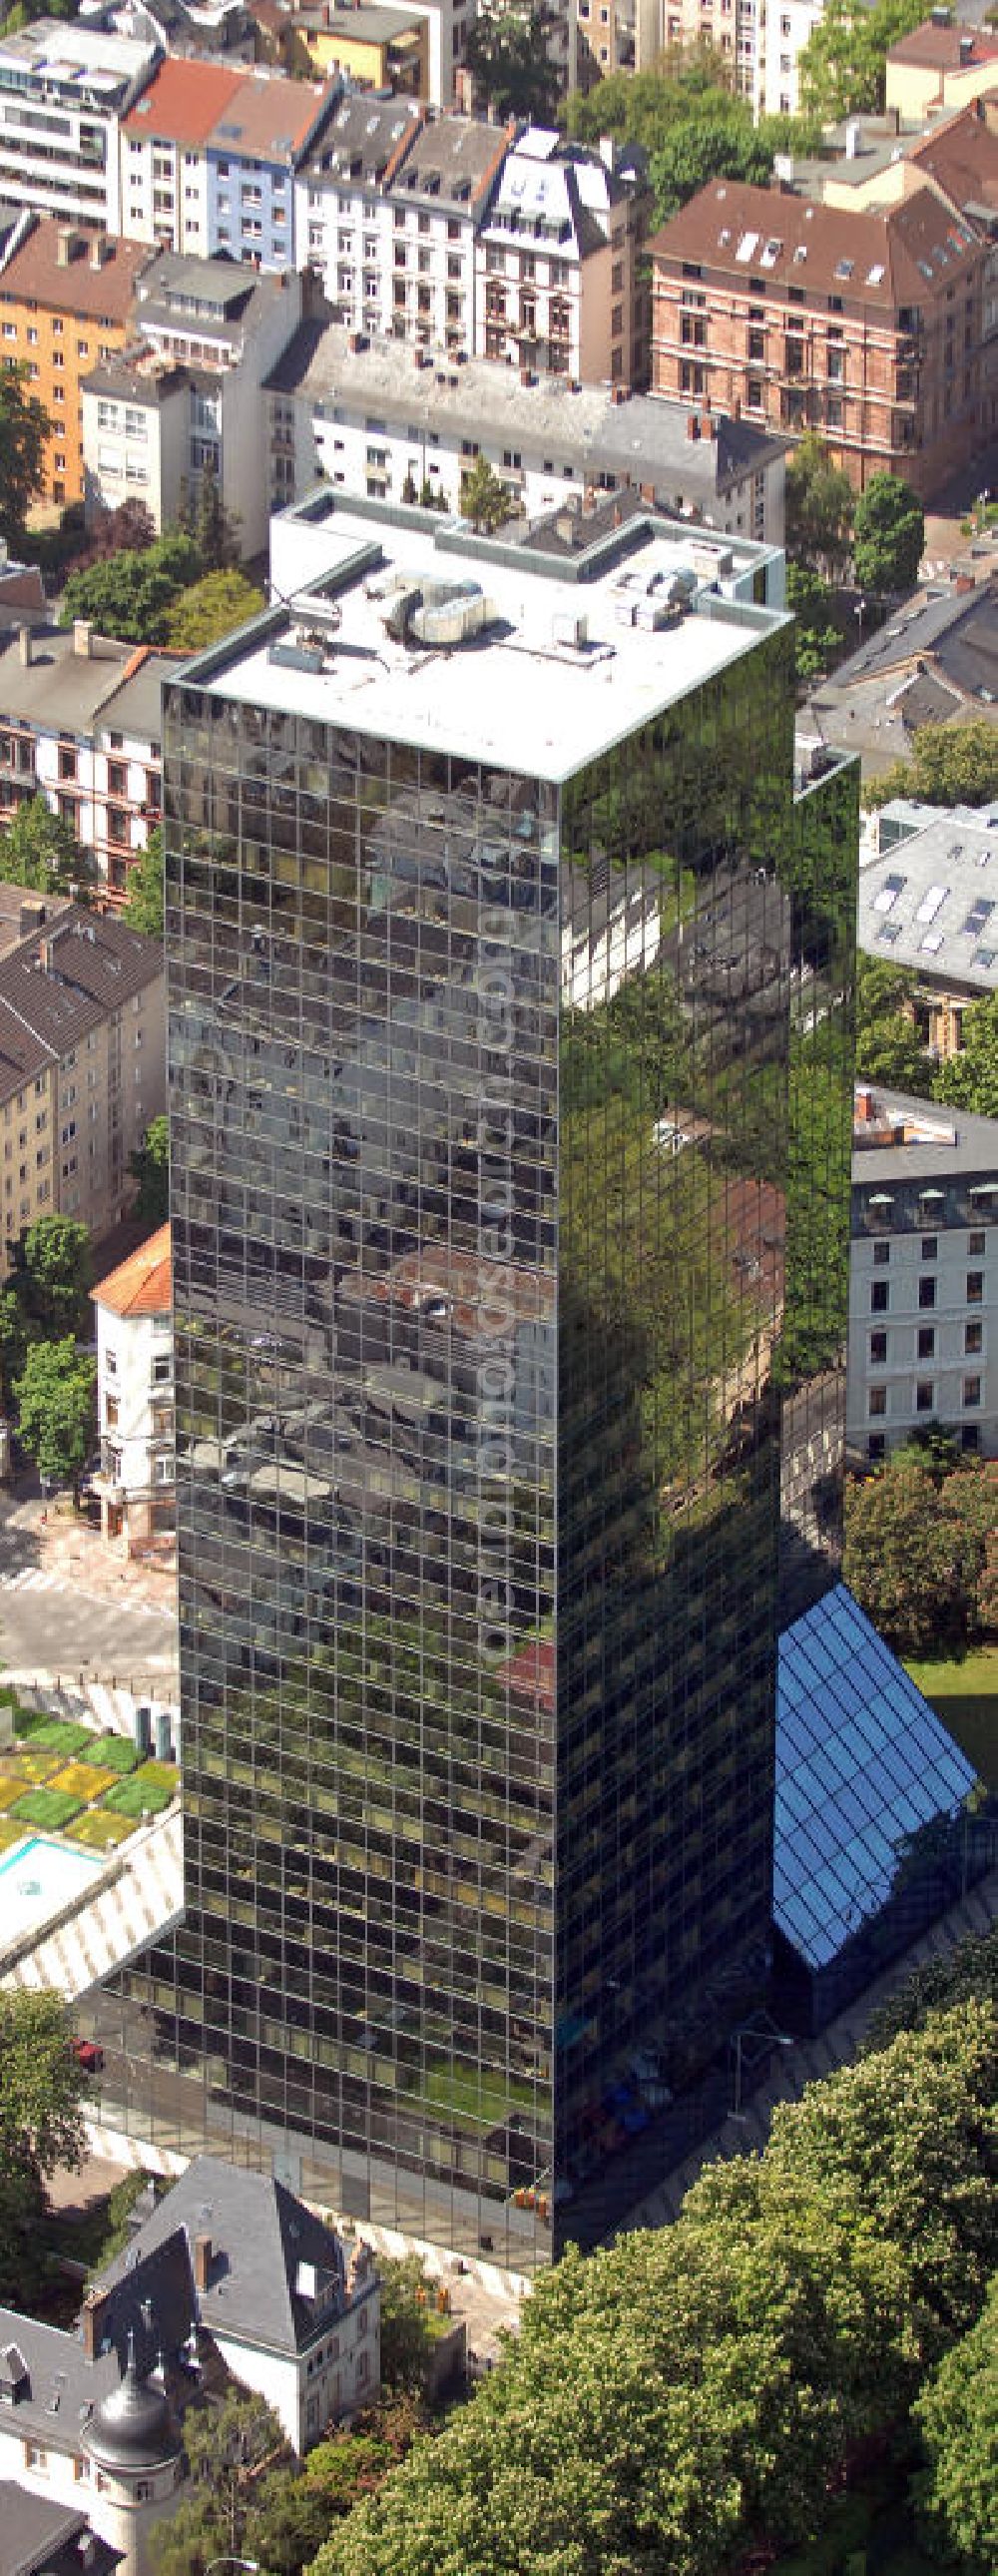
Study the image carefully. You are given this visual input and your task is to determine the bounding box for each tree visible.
[934,990,998,1118]
[915,2279,998,2570]
[798,0,929,120]
[843,1449,998,1656]
[852,471,925,595]
[182,456,242,573]
[14,1336,96,1495]
[854,954,934,1091]
[0,792,94,900]
[148,2387,285,2576]
[378,2254,445,2391]
[310,2003,998,2576]
[564,48,739,150]
[465,0,560,119]
[786,562,843,684]
[863,717,998,812]
[162,568,264,653]
[785,432,853,579]
[9,1215,92,1342]
[0,1990,86,2183]
[71,497,156,573]
[129,1113,169,1226]
[459,454,513,536]
[60,530,202,647]
[123,822,164,939]
[0,363,50,547]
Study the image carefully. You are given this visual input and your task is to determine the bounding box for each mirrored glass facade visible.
[97,545,857,2267]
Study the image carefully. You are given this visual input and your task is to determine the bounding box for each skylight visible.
[866,263,884,285]
[793,244,807,262]
[759,236,782,266]
[915,883,947,924]
[963,898,994,937]
[834,258,853,279]
[736,230,759,262]
[873,873,905,913]
[921,931,944,953]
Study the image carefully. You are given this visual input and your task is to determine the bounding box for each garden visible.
[0,1693,177,1857]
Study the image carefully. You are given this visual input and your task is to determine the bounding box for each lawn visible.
[101,1761,177,1819]
[11,1786,82,1831]
[49,1760,119,1804]
[0,1815,25,1851]
[17,1716,93,1758]
[904,1646,998,1790]
[87,1734,140,1774]
[67,1808,137,1853]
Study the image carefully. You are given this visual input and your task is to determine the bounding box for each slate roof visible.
[93,2155,352,2357]
[0,907,162,1099]
[391,112,510,216]
[299,89,420,185]
[0,2308,120,2449]
[0,2482,119,2576]
[94,1222,171,1322]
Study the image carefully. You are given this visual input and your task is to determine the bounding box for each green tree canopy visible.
[163,567,264,653]
[855,953,934,1091]
[9,1214,92,1341]
[843,1449,998,1656]
[129,1113,169,1226]
[852,471,925,594]
[785,432,854,579]
[916,2277,998,2571]
[0,363,50,546]
[181,456,242,572]
[863,717,998,812]
[465,0,560,119]
[786,562,843,683]
[60,531,202,646]
[563,46,736,149]
[309,2003,998,2576]
[0,1990,86,2182]
[149,2387,286,2576]
[459,453,513,535]
[0,793,92,899]
[798,0,930,120]
[934,989,998,1118]
[14,1335,96,1493]
[123,821,164,938]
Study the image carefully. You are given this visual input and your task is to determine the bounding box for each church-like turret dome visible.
[87,2334,180,2474]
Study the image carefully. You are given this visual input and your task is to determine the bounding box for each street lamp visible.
[730,2023,794,2118]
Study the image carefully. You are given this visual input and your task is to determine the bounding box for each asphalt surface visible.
[0,1494,178,1691]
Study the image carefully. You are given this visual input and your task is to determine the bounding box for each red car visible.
[69,2037,104,2074]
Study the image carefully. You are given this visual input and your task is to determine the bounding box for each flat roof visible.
[188,495,787,783]
[851,1082,998,1183]
[859,796,998,988]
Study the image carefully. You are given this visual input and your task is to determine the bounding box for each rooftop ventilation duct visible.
[382,576,489,647]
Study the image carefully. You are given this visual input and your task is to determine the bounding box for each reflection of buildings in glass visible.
[109,500,857,2267]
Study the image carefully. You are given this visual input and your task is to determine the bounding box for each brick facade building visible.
[650,177,988,497]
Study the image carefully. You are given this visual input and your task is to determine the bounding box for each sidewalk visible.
[3,1492,177,1615]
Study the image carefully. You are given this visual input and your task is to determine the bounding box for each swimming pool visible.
[0,1834,106,1946]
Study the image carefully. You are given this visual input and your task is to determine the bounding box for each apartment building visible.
[849,1084,998,1464]
[93,1220,174,1549]
[475,128,649,387]
[0,20,159,232]
[265,3,429,98]
[266,313,789,542]
[858,795,998,1060]
[886,18,998,123]
[387,112,510,354]
[0,622,169,904]
[121,55,340,268]
[651,178,987,497]
[0,901,164,1257]
[0,219,152,507]
[294,94,422,330]
[83,254,303,555]
[654,0,820,113]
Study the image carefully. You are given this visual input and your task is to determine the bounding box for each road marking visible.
[0,1565,176,1620]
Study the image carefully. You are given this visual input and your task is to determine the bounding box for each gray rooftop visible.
[93,2154,363,2357]
[859,796,998,989]
[852,1084,998,1189]
[0,625,131,733]
[805,571,998,773]
[0,2480,119,2576]
[0,2311,120,2456]
[96,648,175,743]
[300,89,420,185]
[0,905,163,1085]
[390,111,507,215]
[264,317,788,502]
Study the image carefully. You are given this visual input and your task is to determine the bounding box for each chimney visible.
[56,225,74,268]
[960,30,974,59]
[598,132,616,173]
[194,2233,212,2291]
[81,2291,105,2362]
[855,1085,875,1124]
[18,623,31,667]
[90,233,111,271]
[686,411,700,439]
[73,618,93,660]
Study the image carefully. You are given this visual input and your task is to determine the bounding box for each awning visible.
[969,1179,998,1195]
[918,1186,945,1201]
[867,1191,893,1206]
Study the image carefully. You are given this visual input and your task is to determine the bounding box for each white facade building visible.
[0,20,159,231]
[294,93,422,338]
[849,1084,998,1464]
[93,1221,174,1552]
[83,254,302,557]
[475,127,644,387]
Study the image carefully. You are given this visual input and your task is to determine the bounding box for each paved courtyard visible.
[0,1491,178,1695]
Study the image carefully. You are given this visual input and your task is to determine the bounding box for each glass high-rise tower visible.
[98,496,857,2268]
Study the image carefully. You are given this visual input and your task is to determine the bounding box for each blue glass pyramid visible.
[774,1584,977,1971]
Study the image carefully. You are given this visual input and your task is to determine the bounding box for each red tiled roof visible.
[123,55,244,145]
[94,1223,172,1320]
[205,68,335,160]
[908,96,998,216]
[887,19,998,69]
[0,221,153,322]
